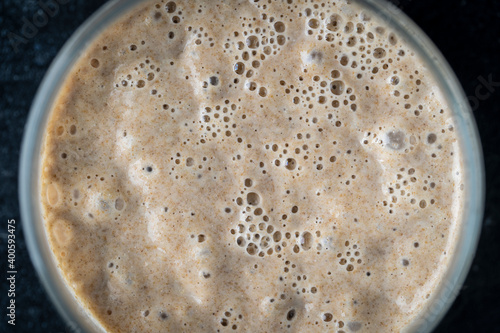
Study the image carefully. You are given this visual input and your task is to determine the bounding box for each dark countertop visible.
[1,0,499,332]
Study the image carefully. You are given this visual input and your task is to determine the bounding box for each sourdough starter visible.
[40,0,465,332]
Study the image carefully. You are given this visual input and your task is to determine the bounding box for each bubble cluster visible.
[231,176,327,261]
[383,167,437,215]
[336,241,363,272]
[198,102,239,144]
[232,179,277,258]
[218,308,243,330]
[115,57,162,92]
[263,138,340,180]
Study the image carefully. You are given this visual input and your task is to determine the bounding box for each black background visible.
[1,0,499,332]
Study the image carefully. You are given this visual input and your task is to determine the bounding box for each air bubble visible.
[246,35,259,49]
[308,18,320,29]
[248,82,257,91]
[245,178,253,187]
[322,313,333,322]
[344,21,354,33]
[247,243,258,255]
[165,1,176,13]
[274,21,286,33]
[340,55,349,66]
[347,36,357,47]
[390,76,400,85]
[234,62,245,75]
[247,192,260,206]
[300,232,313,251]
[427,133,437,144]
[115,198,124,211]
[259,87,267,97]
[209,76,219,86]
[366,32,375,43]
[330,80,345,95]
[373,48,386,59]
[388,33,398,45]
[285,158,296,170]
[90,59,100,68]
[326,14,342,31]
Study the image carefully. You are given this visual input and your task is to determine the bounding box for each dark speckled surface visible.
[1,0,499,332]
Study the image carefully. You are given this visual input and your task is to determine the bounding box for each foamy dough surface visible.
[40,0,465,332]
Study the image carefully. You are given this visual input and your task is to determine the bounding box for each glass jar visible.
[19,1,484,332]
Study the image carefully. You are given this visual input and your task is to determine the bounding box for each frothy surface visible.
[41,0,465,332]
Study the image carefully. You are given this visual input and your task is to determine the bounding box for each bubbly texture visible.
[41,0,465,332]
